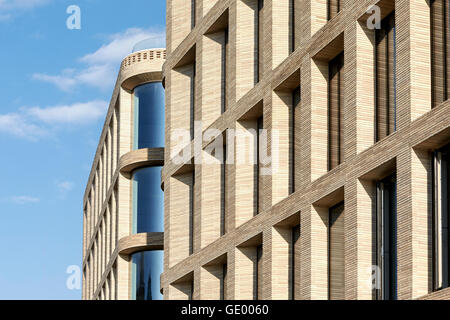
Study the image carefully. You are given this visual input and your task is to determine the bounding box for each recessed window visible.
[131,250,164,300]
[221,263,228,300]
[190,171,195,255]
[133,82,165,150]
[191,0,196,29]
[433,144,450,290]
[375,12,397,142]
[132,167,164,234]
[255,244,263,299]
[328,52,344,171]
[376,174,397,300]
[256,0,264,83]
[290,87,301,194]
[222,28,229,113]
[289,0,296,53]
[256,116,264,215]
[327,0,341,20]
[221,142,227,236]
[430,0,449,108]
[191,62,196,140]
[291,225,300,299]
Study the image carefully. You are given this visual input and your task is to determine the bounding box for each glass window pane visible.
[133,82,165,149]
[131,250,164,300]
[132,167,164,234]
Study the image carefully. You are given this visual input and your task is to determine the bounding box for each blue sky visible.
[0,0,166,299]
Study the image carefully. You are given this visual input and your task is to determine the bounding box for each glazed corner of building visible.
[162,0,450,300]
[81,47,167,300]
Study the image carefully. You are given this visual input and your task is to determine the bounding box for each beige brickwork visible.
[162,0,450,300]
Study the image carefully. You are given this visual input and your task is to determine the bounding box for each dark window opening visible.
[189,171,195,255]
[291,225,300,299]
[433,144,450,291]
[290,87,301,194]
[256,0,264,84]
[191,0,196,29]
[222,28,229,113]
[431,0,449,108]
[221,143,227,236]
[221,263,228,300]
[290,0,296,53]
[376,174,397,300]
[255,245,263,300]
[255,116,264,215]
[328,52,345,171]
[327,0,341,21]
[189,280,194,300]
[190,63,196,140]
[375,12,397,142]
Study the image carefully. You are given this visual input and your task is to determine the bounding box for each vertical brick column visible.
[310,0,327,36]
[200,32,226,129]
[269,0,290,69]
[234,0,258,101]
[307,56,329,181]
[116,87,133,300]
[410,148,432,298]
[226,123,238,234]
[199,151,222,248]
[168,0,194,52]
[169,66,195,157]
[345,21,375,158]
[227,247,237,299]
[343,19,376,300]
[300,205,328,299]
[168,173,193,267]
[111,190,117,257]
[200,265,222,299]
[395,0,432,130]
[234,120,258,227]
[271,91,291,205]
[261,95,273,212]
[397,146,432,299]
[345,178,374,300]
[234,246,257,299]
[116,256,129,300]
[269,227,291,299]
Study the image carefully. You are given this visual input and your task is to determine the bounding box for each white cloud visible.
[10,196,40,205]
[81,28,165,65]
[27,100,108,125]
[0,100,108,140]
[32,72,77,92]
[0,113,47,139]
[33,28,165,91]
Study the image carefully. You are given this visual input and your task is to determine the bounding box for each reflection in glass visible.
[133,82,165,149]
[131,250,163,300]
[132,167,164,234]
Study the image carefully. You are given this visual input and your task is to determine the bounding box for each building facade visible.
[162,0,450,300]
[82,48,166,300]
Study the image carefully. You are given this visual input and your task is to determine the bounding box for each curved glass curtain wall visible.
[133,82,165,150]
[132,167,164,234]
[131,250,164,300]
